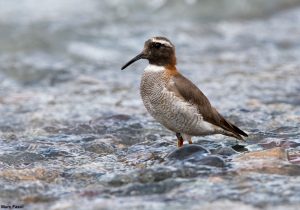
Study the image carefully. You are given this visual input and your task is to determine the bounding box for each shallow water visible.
[0,1,300,210]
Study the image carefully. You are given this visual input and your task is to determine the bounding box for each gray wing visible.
[170,73,248,139]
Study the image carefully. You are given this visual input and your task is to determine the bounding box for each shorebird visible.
[121,36,248,147]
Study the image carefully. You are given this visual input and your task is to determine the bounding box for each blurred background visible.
[0,1,300,210]
[1,0,300,117]
[1,0,300,81]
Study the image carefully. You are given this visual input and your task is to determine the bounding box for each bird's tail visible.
[220,117,248,141]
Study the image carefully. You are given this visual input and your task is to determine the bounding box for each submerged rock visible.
[166,145,209,161]
[188,155,226,167]
[166,145,225,167]
[214,146,238,157]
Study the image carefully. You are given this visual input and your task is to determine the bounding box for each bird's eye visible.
[154,43,162,49]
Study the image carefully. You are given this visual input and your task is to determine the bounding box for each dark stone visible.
[185,155,226,168]
[214,147,238,157]
[165,145,225,167]
[166,145,209,161]
[232,144,248,152]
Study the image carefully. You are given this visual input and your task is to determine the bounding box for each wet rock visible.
[0,181,57,204]
[214,147,238,157]
[39,148,70,158]
[22,195,57,204]
[59,123,95,135]
[89,115,150,146]
[104,173,135,187]
[0,125,16,132]
[114,179,182,196]
[0,168,59,182]
[44,115,143,138]
[287,149,300,164]
[83,141,115,155]
[61,169,104,185]
[122,144,157,166]
[145,134,158,141]
[233,147,300,176]
[101,114,131,122]
[90,115,131,128]
[166,145,209,161]
[236,147,287,161]
[137,167,179,183]
[232,144,248,152]
[258,139,300,149]
[166,145,225,167]
[0,152,44,165]
[187,155,226,167]
[102,165,205,187]
[190,200,258,210]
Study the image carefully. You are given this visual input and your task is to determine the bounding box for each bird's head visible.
[121,36,176,70]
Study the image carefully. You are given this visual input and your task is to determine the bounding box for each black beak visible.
[121,52,145,70]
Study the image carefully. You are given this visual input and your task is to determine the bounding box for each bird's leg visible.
[176,133,184,147]
[182,134,193,144]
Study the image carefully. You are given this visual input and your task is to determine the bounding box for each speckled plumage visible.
[122,36,248,147]
[140,64,219,136]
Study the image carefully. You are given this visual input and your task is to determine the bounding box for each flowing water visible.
[0,1,300,209]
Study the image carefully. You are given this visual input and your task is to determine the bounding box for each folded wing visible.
[170,73,248,140]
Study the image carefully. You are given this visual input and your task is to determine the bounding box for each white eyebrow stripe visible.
[151,38,173,47]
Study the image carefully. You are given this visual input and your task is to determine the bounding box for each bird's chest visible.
[139,66,202,133]
[140,70,167,109]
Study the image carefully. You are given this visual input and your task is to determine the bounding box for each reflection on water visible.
[0,1,300,210]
